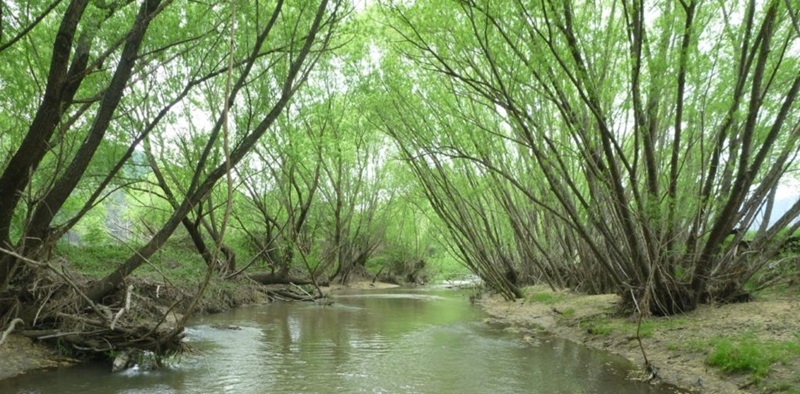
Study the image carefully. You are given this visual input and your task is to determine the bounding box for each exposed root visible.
[0,248,190,361]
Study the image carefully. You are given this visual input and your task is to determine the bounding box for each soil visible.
[321,281,401,292]
[480,286,800,393]
[0,334,74,381]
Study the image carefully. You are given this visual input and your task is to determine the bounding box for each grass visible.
[581,319,613,335]
[679,333,800,382]
[525,288,569,304]
[53,240,213,284]
[704,334,800,381]
[54,243,132,277]
[561,307,576,318]
[578,315,689,339]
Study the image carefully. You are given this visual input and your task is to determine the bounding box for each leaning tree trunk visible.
[86,0,337,302]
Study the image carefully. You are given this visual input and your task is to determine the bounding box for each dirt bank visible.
[322,280,401,292]
[0,334,74,381]
[480,286,800,393]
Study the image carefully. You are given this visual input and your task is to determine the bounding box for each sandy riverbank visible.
[479,286,800,393]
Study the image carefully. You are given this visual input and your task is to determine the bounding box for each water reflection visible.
[0,288,679,394]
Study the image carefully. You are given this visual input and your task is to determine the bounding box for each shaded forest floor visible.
[480,285,800,393]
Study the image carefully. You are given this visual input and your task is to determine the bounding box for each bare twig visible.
[630,288,656,381]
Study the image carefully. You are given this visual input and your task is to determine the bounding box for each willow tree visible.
[382,0,800,314]
[86,0,345,302]
[0,0,347,351]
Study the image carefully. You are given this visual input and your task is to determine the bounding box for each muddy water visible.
[0,288,679,393]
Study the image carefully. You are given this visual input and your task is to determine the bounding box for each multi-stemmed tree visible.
[380,0,800,314]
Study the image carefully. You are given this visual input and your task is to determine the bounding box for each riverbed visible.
[0,287,678,393]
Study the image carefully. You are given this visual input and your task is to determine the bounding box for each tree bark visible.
[25,0,163,252]
[0,0,89,285]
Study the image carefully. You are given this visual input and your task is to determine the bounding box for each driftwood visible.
[0,318,24,347]
[246,272,324,286]
[0,247,187,359]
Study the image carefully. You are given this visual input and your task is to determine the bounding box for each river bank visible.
[479,285,800,393]
[5,279,797,391]
[0,278,402,381]
[0,276,272,381]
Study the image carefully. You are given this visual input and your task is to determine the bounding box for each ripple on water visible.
[0,289,680,394]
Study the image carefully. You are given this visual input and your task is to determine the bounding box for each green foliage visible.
[72,204,109,245]
[137,241,210,284]
[3,0,799,318]
[428,253,471,281]
[379,0,800,313]
[53,238,209,283]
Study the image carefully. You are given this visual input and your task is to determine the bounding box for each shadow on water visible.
[0,287,685,393]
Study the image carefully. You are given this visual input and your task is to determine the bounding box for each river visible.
[0,287,679,393]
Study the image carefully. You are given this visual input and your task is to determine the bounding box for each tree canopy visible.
[1,0,799,354]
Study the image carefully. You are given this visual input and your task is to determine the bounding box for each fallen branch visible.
[0,318,24,347]
[247,272,318,286]
[290,282,324,302]
[272,288,316,301]
[111,285,134,330]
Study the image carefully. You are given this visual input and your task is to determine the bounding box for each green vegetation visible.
[579,315,690,339]
[1,0,799,368]
[676,334,800,383]
[580,319,613,336]
[525,290,570,305]
[561,308,576,318]
[706,335,800,381]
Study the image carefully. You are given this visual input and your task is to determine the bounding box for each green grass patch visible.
[579,317,614,335]
[705,335,800,381]
[54,240,212,284]
[525,289,569,304]
[561,307,576,318]
[577,315,689,339]
[54,243,133,277]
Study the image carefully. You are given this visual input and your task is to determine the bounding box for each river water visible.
[1,288,679,393]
